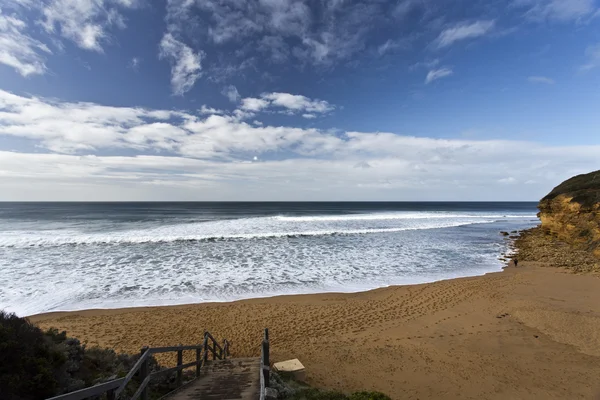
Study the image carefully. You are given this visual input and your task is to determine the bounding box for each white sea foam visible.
[0,212,536,248]
[0,209,539,316]
[274,213,535,222]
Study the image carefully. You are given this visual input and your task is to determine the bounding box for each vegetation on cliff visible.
[516,170,600,272]
[0,311,179,400]
[541,170,600,208]
[537,170,600,261]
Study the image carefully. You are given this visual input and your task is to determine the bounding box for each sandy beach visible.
[30,262,600,400]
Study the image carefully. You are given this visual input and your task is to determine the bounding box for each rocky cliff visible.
[538,170,600,259]
[514,170,600,272]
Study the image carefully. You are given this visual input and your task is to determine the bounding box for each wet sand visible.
[31,263,600,400]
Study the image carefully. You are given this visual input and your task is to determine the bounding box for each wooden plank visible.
[45,379,124,400]
[176,348,183,386]
[203,336,209,364]
[114,349,150,397]
[196,348,202,377]
[262,336,270,385]
[205,331,224,354]
[148,344,203,354]
[130,375,152,400]
[150,361,197,377]
[140,347,148,400]
[259,358,266,400]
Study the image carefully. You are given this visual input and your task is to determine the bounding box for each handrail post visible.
[140,347,149,400]
[262,328,270,387]
[203,332,209,364]
[196,346,202,377]
[107,389,116,400]
[177,345,183,387]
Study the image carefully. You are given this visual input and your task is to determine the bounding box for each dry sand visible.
[31,263,600,400]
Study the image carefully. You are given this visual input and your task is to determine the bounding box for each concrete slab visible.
[273,358,306,382]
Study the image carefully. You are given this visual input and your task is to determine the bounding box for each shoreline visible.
[27,263,511,319]
[30,258,600,399]
[27,228,523,318]
[29,267,508,320]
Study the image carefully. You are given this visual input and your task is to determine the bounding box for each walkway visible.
[165,358,261,400]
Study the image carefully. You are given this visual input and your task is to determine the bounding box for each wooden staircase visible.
[164,358,261,400]
[46,329,271,400]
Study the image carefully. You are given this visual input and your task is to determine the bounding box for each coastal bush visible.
[0,311,176,400]
[288,388,391,400]
[0,311,65,400]
[348,392,392,400]
[271,370,391,400]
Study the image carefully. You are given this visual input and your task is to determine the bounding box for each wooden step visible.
[164,358,261,400]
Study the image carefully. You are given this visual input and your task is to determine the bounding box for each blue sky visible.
[0,0,599,201]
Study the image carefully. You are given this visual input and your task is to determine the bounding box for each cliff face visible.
[538,170,600,259]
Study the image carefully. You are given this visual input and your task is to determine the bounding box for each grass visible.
[272,370,391,400]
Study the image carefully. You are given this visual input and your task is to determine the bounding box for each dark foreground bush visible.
[271,370,391,400]
[289,389,391,400]
[0,311,177,400]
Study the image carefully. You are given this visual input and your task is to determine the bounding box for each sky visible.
[0,0,599,201]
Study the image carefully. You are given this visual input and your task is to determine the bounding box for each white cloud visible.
[199,105,223,115]
[528,75,555,84]
[261,92,334,114]
[159,33,204,95]
[222,85,240,103]
[0,89,599,200]
[130,57,140,70]
[425,68,453,84]
[236,92,334,117]
[581,43,600,70]
[377,39,402,56]
[164,0,385,66]
[40,0,136,51]
[240,97,269,112]
[513,0,598,22]
[411,58,440,71]
[393,0,424,19]
[0,12,52,76]
[259,35,290,63]
[435,20,495,48]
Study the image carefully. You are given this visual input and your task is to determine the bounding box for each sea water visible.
[0,202,538,315]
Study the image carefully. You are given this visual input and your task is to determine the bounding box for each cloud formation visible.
[164,0,390,67]
[0,12,52,77]
[435,20,495,48]
[222,85,240,103]
[159,33,204,95]
[528,75,555,84]
[425,68,453,84]
[581,43,600,70]
[40,0,136,51]
[1,89,598,200]
[513,0,598,22]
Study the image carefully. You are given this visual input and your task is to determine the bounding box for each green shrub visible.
[349,391,392,400]
[291,388,349,400]
[0,311,177,400]
[0,310,66,400]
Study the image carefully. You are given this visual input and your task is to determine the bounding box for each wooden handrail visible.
[46,378,125,400]
[259,328,270,400]
[114,348,150,398]
[45,331,229,400]
[148,344,205,353]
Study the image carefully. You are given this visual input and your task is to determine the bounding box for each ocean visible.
[0,202,539,316]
